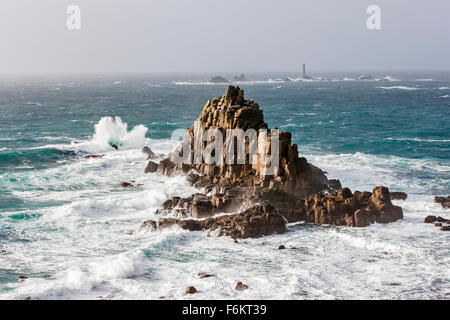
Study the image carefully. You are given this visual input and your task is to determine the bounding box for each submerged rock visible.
[119,182,134,188]
[18,276,28,282]
[434,196,450,209]
[198,272,214,279]
[235,281,248,291]
[84,154,105,159]
[186,286,197,294]
[390,192,408,201]
[424,215,449,224]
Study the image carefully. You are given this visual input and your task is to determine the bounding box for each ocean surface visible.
[0,72,449,299]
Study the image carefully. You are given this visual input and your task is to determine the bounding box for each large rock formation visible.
[141,86,403,238]
[155,86,336,198]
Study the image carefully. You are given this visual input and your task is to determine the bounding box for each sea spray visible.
[76,116,148,153]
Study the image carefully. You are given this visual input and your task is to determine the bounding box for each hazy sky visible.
[1,0,450,74]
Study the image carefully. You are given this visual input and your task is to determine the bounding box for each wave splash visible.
[76,117,148,153]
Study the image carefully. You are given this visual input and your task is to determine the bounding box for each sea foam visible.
[75,117,148,153]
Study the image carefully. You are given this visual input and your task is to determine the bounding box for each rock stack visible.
[141,86,404,238]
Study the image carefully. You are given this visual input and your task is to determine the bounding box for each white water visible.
[1,119,449,300]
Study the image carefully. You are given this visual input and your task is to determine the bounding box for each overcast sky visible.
[1,0,449,74]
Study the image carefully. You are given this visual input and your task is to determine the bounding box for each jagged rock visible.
[235,282,248,291]
[18,276,27,282]
[253,186,402,227]
[434,196,450,209]
[141,204,286,239]
[441,226,450,231]
[84,154,105,159]
[140,87,404,238]
[144,160,158,173]
[390,192,408,201]
[186,286,197,294]
[278,245,286,250]
[151,86,338,199]
[142,146,156,159]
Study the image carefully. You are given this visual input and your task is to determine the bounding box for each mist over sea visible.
[0,72,449,299]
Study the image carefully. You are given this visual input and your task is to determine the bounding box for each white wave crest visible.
[75,117,148,153]
[377,86,418,91]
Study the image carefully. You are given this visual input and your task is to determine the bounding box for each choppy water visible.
[0,72,449,299]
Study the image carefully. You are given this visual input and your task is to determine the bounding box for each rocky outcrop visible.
[255,186,403,227]
[141,86,404,238]
[153,86,336,198]
[141,204,286,239]
[144,160,158,173]
[186,286,197,294]
[142,146,155,159]
[424,215,450,224]
[434,196,450,209]
[141,186,403,236]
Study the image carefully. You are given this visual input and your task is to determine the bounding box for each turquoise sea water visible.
[0,72,449,299]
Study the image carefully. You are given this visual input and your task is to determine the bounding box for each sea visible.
[0,72,449,299]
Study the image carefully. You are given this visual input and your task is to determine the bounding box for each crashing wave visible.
[75,116,148,153]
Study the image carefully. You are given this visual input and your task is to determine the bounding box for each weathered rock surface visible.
[141,86,404,238]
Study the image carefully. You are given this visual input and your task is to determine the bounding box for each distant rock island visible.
[209,76,229,83]
[233,73,249,82]
[142,86,404,238]
[358,75,374,80]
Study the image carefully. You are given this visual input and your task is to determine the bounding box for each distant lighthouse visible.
[302,64,306,77]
